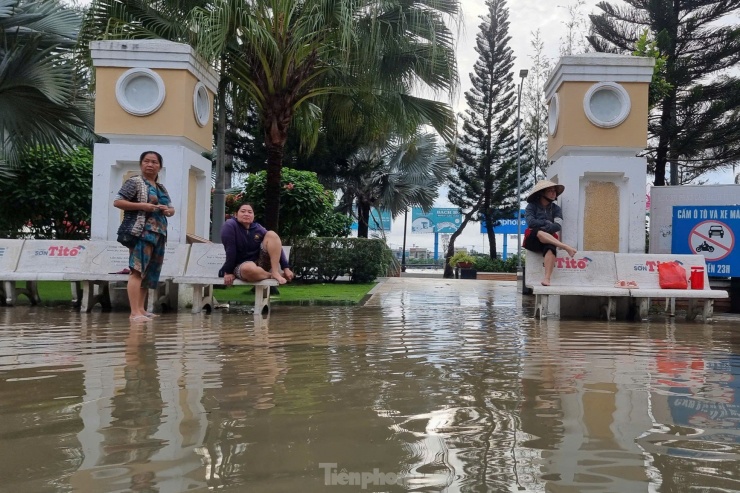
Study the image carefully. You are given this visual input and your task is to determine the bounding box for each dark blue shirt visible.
[219,218,289,276]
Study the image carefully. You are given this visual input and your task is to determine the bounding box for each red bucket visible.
[690,266,704,290]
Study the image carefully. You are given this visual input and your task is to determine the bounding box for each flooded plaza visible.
[1,278,739,492]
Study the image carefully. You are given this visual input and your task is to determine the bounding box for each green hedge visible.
[291,237,392,283]
[473,254,521,273]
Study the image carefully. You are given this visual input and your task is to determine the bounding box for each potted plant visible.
[448,251,476,269]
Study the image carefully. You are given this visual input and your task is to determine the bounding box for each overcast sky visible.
[379,0,737,258]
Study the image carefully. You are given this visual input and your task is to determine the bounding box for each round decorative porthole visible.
[548,94,560,136]
[115,68,166,116]
[193,82,210,127]
[583,82,631,128]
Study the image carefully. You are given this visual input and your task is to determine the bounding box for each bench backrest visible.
[615,253,709,290]
[14,240,95,275]
[81,241,190,278]
[182,243,291,278]
[0,239,25,274]
[183,243,226,277]
[525,250,618,287]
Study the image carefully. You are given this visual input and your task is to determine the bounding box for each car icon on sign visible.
[708,225,724,238]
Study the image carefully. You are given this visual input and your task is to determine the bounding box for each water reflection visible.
[0,279,739,492]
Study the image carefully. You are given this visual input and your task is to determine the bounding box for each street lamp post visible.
[516,68,529,274]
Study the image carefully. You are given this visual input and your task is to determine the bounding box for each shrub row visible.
[472,254,521,273]
[291,237,393,283]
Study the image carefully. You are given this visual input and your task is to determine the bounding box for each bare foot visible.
[541,280,550,286]
[271,271,287,285]
[564,246,577,258]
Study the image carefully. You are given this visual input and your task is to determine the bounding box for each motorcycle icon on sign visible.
[696,240,715,253]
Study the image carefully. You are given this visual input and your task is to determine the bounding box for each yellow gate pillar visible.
[89,39,218,243]
[544,54,654,254]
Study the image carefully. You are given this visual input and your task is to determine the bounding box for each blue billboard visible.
[671,205,739,276]
[411,207,462,234]
[351,207,392,232]
[480,210,527,235]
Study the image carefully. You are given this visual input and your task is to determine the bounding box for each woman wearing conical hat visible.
[523,180,577,286]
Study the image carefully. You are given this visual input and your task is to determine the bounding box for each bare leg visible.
[262,231,287,284]
[542,250,556,286]
[238,261,273,282]
[127,271,148,318]
[536,231,577,257]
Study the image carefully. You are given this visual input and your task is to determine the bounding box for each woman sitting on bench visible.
[523,180,577,286]
[219,202,294,286]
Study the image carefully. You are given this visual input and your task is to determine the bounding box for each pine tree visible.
[589,0,740,186]
[446,0,532,278]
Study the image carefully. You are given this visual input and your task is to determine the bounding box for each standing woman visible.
[114,151,175,321]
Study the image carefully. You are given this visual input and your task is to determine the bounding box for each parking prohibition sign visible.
[688,220,734,261]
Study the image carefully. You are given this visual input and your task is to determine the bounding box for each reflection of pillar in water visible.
[524,320,653,490]
[103,326,165,464]
[73,323,213,492]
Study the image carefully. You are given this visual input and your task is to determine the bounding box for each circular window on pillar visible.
[115,68,166,116]
[583,82,631,128]
[548,94,560,136]
[193,82,210,127]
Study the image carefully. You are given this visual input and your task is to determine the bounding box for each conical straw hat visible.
[526,180,565,203]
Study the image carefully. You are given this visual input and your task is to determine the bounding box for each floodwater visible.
[1,278,739,493]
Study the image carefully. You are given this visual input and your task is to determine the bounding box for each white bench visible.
[614,253,728,321]
[1,239,96,306]
[529,251,630,320]
[173,243,278,316]
[0,239,28,305]
[63,241,190,313]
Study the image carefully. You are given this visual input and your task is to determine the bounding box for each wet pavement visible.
[1,278,740,492]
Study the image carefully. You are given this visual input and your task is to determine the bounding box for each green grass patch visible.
[26,280,377,307]
[11,281,75,306]
[215,281,377,306]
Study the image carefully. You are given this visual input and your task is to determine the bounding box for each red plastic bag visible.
[658,261,688,289]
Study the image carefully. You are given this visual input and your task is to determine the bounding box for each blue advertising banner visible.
[351,207,392,232]
[671,205,739,276]
[480,211,527,235]
[411,207,461,234]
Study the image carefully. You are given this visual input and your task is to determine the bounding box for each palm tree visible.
[205,0,459,231]
[0,0,93,175]
[336,132,451,238]
[82,0,460,233]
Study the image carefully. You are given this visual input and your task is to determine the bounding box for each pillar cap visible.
[90,39,218,94]
[545,53,655,101]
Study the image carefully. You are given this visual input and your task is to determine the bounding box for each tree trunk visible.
[655,8,679,187]
[357,200,371,238]
[210,70,228,242]
[443,209,478,278]
[262,97,293,231]
[487,227,497,259]
[264,140,284,231]
[483,215,497,258]
[654,92,675,187]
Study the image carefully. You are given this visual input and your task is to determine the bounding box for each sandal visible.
[614,280,639,289]
[144,312,159,318]
[111,268,131,275]
[129,315,151,322]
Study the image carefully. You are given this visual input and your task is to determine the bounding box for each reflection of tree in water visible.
[200,325,291,487]
[101,326,165,475]
[199,314,409,490]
